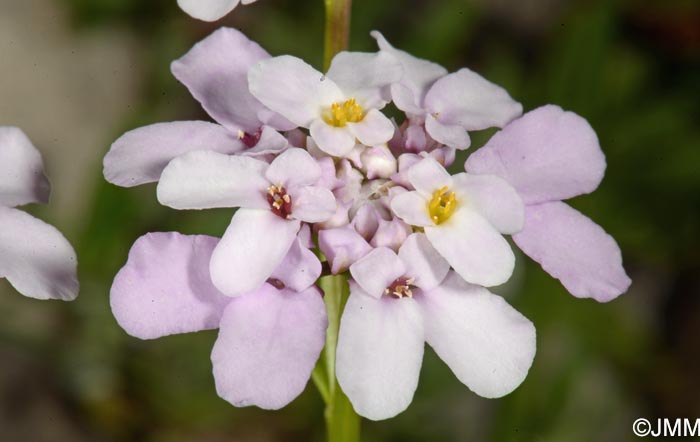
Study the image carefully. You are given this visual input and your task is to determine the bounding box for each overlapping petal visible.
[425,208,515,287]
[210,209,300,296]
[104,121,243,187]
[157,150,269,210]
[212,284,327,409]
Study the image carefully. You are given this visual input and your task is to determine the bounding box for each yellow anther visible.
[323,98,365,127]
[428,186,457,225]
[237,129,245,139]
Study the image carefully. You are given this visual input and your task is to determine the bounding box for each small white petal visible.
[425,208,515,287]
[424,114,470,150]
[452,173,524,234]
[249,55,345,127]
[407,156,453,198]
[266,148,322,189]
[398,233,449,291]
[291,186,337,223]
[390,191,433,227]
[424,68,522,130]
[347,109,395,147]
[309,120,356,157]
[349,247,406,298]
[326,51,402,108]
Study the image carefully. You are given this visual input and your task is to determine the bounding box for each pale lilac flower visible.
[391,156,524,287]
[157,147,336,295]
[104,28,293,187]
[248,51,402,157]
[111,231,327,409]
[336,233,536,420]
[177,0,259,22]
[0,127,78,300]
[466,105,631,301]
[372,31,522,150]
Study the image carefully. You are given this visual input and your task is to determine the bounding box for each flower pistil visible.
[428,186,456,224]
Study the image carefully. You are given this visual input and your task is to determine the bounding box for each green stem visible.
[314,274,361,442]
[323,0,352,71]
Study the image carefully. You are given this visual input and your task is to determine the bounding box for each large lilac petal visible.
[249,55,345,127]
[269,238,321,292]
[171,28,294,131]
[0,127,50,206]
[336,284,424,420]
[104,121,243,187]
[157,150,269,210]
[418,271,536,398]
[513,201,631,302]
[425,208,515,287]
[398,233,449,291]
[177,0,240,21]
[210,209,300,296]
[349,247,406,299]
[111,232,230,339]
[452,173,524,234]
[0,207,78,301]
[212,284,327,409]
[465,105,606,204]
[424,68,522,131]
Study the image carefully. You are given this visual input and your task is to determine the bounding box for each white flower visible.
[391,156,524,286]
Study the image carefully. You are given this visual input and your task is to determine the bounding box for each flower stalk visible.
[323,0,352,70]
[313,274,361,442]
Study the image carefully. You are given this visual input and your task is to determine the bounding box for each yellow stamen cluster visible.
[384,277,415,299]
[323,98,364,127]
[428,186,457,225]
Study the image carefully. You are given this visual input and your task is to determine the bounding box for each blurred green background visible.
[1,0,699,440]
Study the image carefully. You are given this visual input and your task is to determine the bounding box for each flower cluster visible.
[104,28,630,419]
[0,127,79,301]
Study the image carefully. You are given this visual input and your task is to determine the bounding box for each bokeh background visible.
[1,0,699,440]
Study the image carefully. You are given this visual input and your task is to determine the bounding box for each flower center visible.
[267,184,292,219]
[237,129,261,148]
[428,186,457,225]
[323,98,364,127]
[384,277,416,299]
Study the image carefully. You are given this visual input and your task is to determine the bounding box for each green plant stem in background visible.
[323,0,352,70]
[316,0,360,439]
[313,274,360,442]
